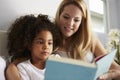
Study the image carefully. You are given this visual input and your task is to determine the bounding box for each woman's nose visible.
[67,19,74,26]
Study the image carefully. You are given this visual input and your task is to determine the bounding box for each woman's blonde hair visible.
[55,0,96,60]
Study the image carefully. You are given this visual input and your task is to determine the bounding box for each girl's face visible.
[59,4,82,38]
[31,30,53,61]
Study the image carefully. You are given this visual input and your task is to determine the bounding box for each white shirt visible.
[53,51,94,63]
[17,59,45,80]
[0,56,6,80]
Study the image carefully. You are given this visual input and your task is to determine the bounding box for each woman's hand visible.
[98,69,120,80]
[5,63,21,80]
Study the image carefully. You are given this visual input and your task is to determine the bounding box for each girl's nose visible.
[43,43,48,49]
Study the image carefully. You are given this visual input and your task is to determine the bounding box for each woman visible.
[54,0,120,80]
[6,0,120,80]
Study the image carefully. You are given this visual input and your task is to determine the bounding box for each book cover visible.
[44,50,117,80]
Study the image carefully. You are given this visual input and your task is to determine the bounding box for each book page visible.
[94,49,117,80]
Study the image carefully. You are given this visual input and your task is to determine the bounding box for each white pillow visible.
[0,56,6,80]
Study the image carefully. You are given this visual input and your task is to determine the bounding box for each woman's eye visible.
[63,16,69,19]
[74,19,80,22]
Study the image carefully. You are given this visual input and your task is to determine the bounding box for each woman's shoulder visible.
[52,50,69,58]
[50,53,61,58]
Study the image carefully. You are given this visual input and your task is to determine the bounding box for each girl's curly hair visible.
[7,14,60,61]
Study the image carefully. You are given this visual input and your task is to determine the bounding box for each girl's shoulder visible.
[17,59,30,68]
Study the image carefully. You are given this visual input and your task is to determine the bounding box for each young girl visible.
[7,14,59,80]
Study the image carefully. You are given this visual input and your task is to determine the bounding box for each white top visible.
[53,51,94,63]
[0,56,6,80]
[17,59,45,80]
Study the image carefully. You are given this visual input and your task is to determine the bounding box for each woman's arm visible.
[94,38,107,57]
[5,63,21,80]
[5,57,28,80]
[94,38,120,80]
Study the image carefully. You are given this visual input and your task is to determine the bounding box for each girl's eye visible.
[48,42,53,45]
[37,40,43,44]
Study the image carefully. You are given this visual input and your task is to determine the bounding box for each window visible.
[89,0,105,33]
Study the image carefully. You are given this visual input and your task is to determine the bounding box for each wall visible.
[91,11,104,33]
[106,0,120,30]
[0,0,120,31]
[117,0,120,28]
[0,0,61,31]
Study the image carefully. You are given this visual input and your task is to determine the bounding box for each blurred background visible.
[0,0,120,65]
[0,0,120,33]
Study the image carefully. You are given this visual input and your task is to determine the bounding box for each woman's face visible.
[59,4,82,38]
[31,30,53,61]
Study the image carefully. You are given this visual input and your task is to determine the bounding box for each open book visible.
[44,50,117,80]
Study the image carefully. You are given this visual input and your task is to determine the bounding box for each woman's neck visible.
[59,37,72,52]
